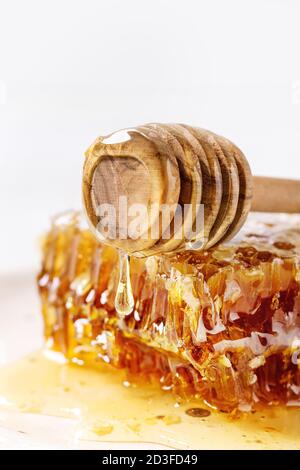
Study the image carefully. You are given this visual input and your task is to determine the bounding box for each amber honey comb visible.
[38,211,300,412]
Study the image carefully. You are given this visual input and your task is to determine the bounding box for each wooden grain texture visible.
[83,123,300,257]
[83,128,180,253]
[212,132,253,244]
[252,176,300,213]
[181,124,222,246]
[153,123,203,252]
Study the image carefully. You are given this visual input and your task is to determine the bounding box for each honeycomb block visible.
[37,211,300,412]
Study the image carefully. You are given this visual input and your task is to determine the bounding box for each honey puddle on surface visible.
[0,350,299,450]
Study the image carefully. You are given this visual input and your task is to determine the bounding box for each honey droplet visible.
[185,407,211,418]
[162,414,181,425]
[115,250,134,317]
[92,424,114,436]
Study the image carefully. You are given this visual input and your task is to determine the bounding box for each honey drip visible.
[115,250,134,317]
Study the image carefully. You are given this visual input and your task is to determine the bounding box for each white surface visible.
[1,1,300,271]
[0,272,42,365]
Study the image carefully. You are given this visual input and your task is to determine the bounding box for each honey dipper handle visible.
[252,176,300,213]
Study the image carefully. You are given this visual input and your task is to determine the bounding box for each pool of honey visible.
[0,350,299,449]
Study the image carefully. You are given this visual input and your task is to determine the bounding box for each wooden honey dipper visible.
[83,122,300,257]
[82,123,300,316]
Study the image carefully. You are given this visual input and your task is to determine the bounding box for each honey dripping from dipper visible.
[115,250,134,317]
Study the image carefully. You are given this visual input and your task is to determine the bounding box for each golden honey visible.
[0,351,299,449]
[37,211,300,413]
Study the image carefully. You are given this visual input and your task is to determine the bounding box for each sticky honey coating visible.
[38,211,300,413]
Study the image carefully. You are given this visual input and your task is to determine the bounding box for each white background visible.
[1,0,300,274]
